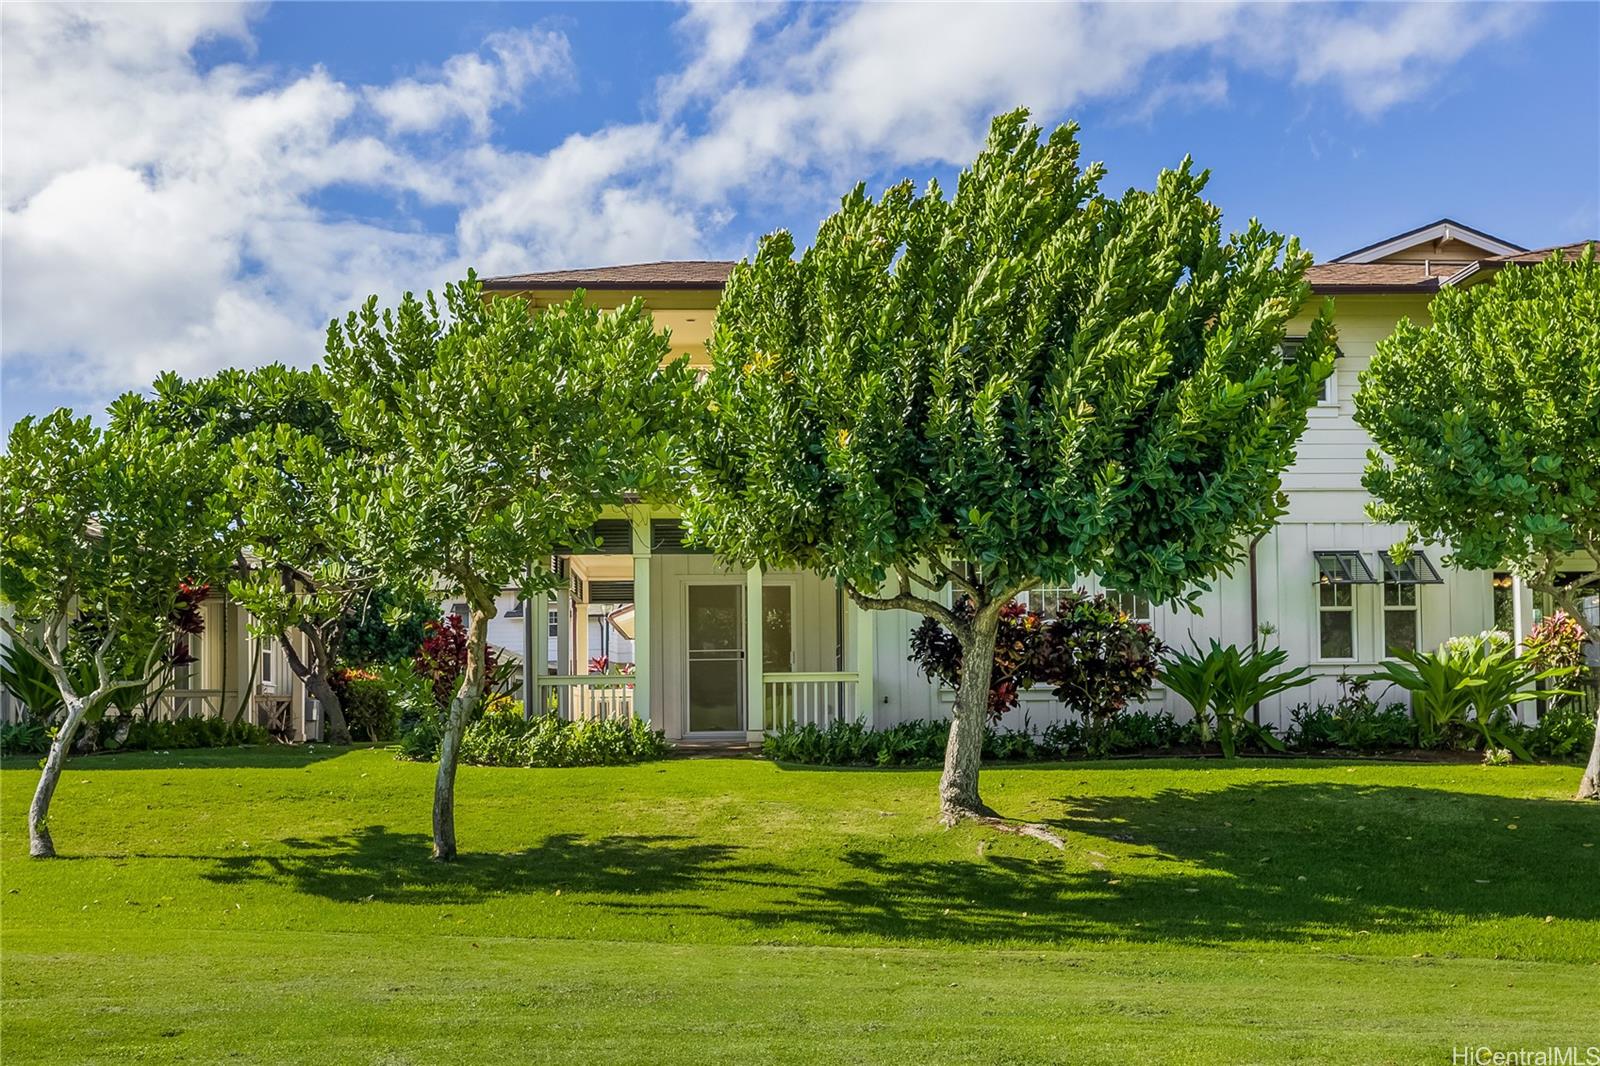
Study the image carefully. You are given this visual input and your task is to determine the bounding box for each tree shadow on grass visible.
[731,781,1600,948]
[200,825,779,908]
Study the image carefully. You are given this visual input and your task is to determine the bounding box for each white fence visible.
[763,672,859,730]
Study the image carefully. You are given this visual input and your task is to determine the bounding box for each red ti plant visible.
[413,615,499,711]
[910,592,1163,724]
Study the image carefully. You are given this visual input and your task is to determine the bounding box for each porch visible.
[522,507,875,742]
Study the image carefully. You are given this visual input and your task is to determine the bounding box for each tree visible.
[0,407,230,856]
[684,110,1333,826]
[137,366,370,744]
[1356,245,1600,798]
[322,273,694,860]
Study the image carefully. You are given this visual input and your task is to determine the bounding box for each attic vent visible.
[589,580,636,603]
[651,518,710,554]
[570,573,586,602]
[562,519,632,555]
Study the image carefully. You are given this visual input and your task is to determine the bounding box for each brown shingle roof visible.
[481,260,736,291]
[1478,242,1596,265]
[1304,261,1454,294]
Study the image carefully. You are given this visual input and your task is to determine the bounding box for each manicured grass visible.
[3,747,1596,1063]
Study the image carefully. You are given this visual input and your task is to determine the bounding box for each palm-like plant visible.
[1365,632,1579,761]
[1161,640,1315,758]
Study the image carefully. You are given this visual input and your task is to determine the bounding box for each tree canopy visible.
[684,110,1334,824]
[0,405,231,855]
[1356,244,1600,797]
[321,272,695,858]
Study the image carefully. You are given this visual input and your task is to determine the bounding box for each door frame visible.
[682,577,748,736]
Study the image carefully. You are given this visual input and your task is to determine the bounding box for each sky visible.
[3,1,1598,427]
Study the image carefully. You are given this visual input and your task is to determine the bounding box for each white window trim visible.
[1382,582,1421,657]
[1315,583,1359,664]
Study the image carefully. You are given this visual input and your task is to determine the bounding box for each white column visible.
[853,598,876,725]
[630,511,653,726]
[745,565,764,742]
[1512,574,1535,652]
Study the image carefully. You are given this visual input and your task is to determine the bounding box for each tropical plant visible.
[1355,244,1600,796]
[0,406,231,856]
[685,109,1334,825]
[1363,632,1576,761]
[1160,640,1314,758]
[322,272,695,859]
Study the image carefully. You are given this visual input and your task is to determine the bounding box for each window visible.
[256,637,275,689]
[1024,586,1151,627]
[1025,587,1071,614]
[1282,337,1337,405]
[1107,589,1151,624]
[449,602,468,619]
[1383,581,1419,654]
[1492,573,1516,631]
[1318,582,1355,659]
[548,608,559,638]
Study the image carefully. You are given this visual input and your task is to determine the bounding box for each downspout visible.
[1249,533,1264,727]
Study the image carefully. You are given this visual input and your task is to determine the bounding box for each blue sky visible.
[3,2,1597,426]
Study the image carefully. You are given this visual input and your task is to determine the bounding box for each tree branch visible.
[845,579,962,632]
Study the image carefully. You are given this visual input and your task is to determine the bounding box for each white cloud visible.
[0,1,1532,421]
[368,28,573,137]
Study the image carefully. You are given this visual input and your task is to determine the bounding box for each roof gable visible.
[1331,218,1524,264]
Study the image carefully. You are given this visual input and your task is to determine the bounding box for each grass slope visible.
[3,747,1596,1063]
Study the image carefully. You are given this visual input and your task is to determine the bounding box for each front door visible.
[687,583,744,733]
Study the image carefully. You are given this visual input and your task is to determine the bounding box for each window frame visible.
[1316,580,1358,663]
[1381,580,1420,657]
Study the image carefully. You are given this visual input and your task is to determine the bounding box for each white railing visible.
[534,675,636,722]
[146,688,228,720]
[763,672,859,730]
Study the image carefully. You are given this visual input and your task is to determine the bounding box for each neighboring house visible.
[1,589,324,740]
[484,219,1598,742]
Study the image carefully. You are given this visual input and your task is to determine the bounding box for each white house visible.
[483,220,1597,742]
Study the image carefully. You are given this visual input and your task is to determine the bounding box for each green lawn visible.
[3,747,1596,1063]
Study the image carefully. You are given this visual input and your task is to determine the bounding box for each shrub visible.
[331,667,398,741]
[909,593,1164,723]
[413,615,503,710]
[79,714,270,752]
[1160,640,1313,757]
[455,706,670,768]
[1518,701,1597,760]
[764,710,1191,766]
[0,717,50,756]
[1286,677,1414,753]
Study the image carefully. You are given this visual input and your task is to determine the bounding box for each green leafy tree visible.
[684,110,1333,825]
[322,273,694,860]
[137,366,372,744]
[0,407,230,856]
[1356,246,1600,797]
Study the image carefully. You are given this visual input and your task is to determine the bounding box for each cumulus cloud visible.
[0,0,1531,420]
[368,28,573,137]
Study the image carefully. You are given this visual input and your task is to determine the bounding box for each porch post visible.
[853,598,875,725]
[522,559,542,718]
[1512,574,1535,652]
[630,510,652,725]
[745,565,764,742]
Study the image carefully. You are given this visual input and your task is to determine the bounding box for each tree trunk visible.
[433,602,490,861]
[306,671,349,745]
[281,631,349,744]
[29,696,88,858]
[939,611,1000,826]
